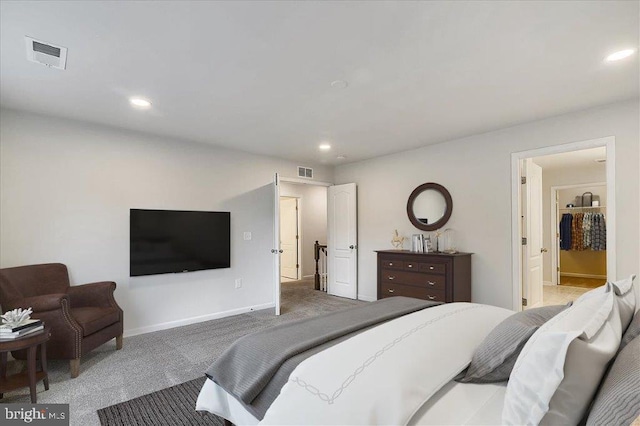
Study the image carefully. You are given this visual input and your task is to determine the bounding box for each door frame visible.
[510,136,616,311]
[273,176,332,315]
[550,182,606,286]
[279,195,302,281]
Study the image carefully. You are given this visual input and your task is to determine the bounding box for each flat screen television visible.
[130,209,230,277]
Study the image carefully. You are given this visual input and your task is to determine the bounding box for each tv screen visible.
[130,209,230,277]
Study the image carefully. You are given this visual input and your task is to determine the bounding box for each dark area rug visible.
[97,377,224,426]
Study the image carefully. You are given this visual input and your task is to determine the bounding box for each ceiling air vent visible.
[25,36,67,70]
[297,166,313,179]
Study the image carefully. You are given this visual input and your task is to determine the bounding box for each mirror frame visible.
[406,182,453,231]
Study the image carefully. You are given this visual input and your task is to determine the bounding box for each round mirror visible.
[407,183,453,231]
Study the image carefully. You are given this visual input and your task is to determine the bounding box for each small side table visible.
[0,326,51,403]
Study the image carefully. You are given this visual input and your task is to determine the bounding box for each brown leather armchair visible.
[0,263,123,378]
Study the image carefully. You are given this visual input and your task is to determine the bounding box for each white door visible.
[327,183,357,299]
[280,197,299,280]
[272,174,281,315]
[522,159,543,309]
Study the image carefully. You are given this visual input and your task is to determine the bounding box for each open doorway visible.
[552,182,607,289]
[272,176,359,315]
[511,137,616,311]
[279,196,301,282]
[278,181,328,312]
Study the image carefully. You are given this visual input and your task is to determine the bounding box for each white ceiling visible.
[1,1,638,165]
[532,147,607,171]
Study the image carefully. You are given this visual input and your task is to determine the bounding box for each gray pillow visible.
[586,334,640,426]
[620,310,640,353]
[456,304,567,383]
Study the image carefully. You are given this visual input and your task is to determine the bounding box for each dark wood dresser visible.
[376,250,472,303]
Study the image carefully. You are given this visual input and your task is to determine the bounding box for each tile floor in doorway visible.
[543,284,590,306]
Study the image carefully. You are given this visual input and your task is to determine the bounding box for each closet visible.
[556,187,606,287]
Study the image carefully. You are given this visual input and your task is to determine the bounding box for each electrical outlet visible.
[235,278,242,289]
[243,232,252,241]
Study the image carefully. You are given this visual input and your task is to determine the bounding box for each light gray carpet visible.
[1,279,365,426]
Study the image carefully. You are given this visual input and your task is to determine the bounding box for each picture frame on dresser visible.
[376,250,472,302]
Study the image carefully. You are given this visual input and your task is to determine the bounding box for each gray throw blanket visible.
[206,296,440,419]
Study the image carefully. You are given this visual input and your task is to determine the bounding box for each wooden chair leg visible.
[116,334,123,350]
[70,358,80,378]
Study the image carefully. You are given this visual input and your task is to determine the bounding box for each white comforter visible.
[259,302,513,425]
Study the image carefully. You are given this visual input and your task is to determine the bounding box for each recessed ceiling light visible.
[330,80,348,89]
[129,97,152,108]
[605,49,635,62]
[319,143,331,151]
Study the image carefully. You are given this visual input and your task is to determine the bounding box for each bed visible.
[196,277,640,426]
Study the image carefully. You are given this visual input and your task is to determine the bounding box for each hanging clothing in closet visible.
[559,213,573,250]
[571,213,585,251]
[582,212,593,248]
[560,211,606,251]
[591,213,606,251]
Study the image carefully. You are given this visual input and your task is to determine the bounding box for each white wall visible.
[0,109,333,336]
[540,165,606,282]
[335,100,639,308]
[279,183,327,278]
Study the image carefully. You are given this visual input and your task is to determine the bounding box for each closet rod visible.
[559,206,606,211]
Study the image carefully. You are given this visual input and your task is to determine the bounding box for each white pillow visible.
[574,282,608,304]
[609,274,636,331]
[502,287,622,425]
[575,275,636,331]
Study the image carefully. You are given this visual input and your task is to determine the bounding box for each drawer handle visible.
[429,266,435,270]
[388,276,395,280]
[428,295,436,300]
[407,264,413,268]
[388,289,395,293]
[428,281,436,286]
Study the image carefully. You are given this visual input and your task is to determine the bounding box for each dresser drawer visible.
[403,261,419,270]
[381,269,445,290]
[381,269,424,287]
[381,283,445,302]
[422,274,446,291]
[419,262,446,275]
[381,259,403,269]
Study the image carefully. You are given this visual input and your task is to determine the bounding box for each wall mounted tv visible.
[130,209,230,277]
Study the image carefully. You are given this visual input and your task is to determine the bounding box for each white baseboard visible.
[302,274,314,279]
[560,272,606,279]
[123,302,275,338]
[357,294,376,302]
[543,281,554,286]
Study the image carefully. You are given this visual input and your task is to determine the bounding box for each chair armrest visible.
[67,281,117,309]
[19,293,69,313]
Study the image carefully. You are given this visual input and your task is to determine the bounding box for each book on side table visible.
[0,319,44,340]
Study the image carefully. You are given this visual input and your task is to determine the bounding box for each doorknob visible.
[279,249,284,253]
[349,245,357,249]
[271,249,277,254]
[540,248,548,253]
